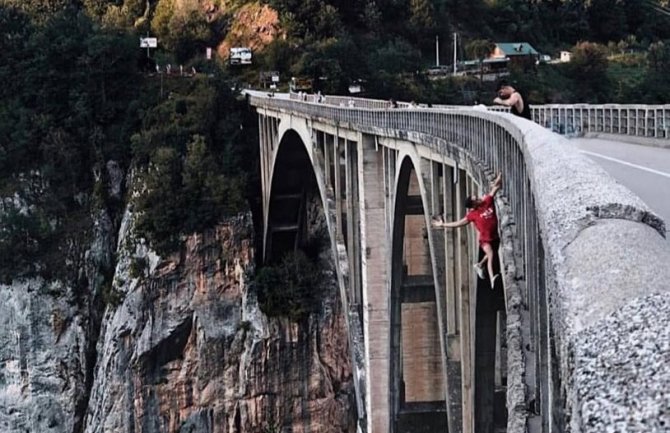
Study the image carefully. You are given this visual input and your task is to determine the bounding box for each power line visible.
[642,0,670,17]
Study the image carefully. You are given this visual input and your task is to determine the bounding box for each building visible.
[489,42,539,67]
[560,51,572,63]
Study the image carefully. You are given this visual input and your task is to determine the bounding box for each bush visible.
[132,77,253,256]
[255,251,323,321]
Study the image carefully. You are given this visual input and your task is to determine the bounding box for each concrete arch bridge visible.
[247,92,670,433]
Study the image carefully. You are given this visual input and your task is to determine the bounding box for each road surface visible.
[571,138,670,238]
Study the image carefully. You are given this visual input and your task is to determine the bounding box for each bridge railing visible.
[248,92,669,433]
[530,103,670,138]
[288,90,670,139]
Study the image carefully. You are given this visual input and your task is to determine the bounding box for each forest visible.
[0,0,668,294]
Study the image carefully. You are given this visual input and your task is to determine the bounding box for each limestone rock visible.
[84,213,355,433]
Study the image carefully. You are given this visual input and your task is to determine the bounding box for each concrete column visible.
[360,134,391,433]
[443,164,457,335]
[474,276,502,433]
[334,133,343,239]
[455,171,473,433]
[260,113,273,261]
[422,158,462,433]
[351,140,362,306]
[258,114,267,208]
[472,175,505,433]
[324,133,332,189]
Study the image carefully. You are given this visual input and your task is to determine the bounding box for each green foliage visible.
[131,77,253,256]
[648,41,670,73]
[465,39,493,62]
[292,35,366,93]
[253,0,670,104]
[465,38,495,82]
[256,39,296,76]
[568,41,610,102]
[0,5,140,282]
[129,256,148,279]
[369,37,421,75]
[268,0,342,39]
[0,207,46,283]
[254,251,323,321]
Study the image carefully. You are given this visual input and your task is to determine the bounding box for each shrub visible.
[255,251,323,321]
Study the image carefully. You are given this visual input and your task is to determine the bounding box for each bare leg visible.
[481,242,497,288]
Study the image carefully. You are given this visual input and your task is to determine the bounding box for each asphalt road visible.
[571,138,670,237]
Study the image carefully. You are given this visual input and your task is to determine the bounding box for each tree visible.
[648,40,670,73]
[255,251,323,320]
[587,0,627,42]
[568,41,610,102]
[465,39,494,83]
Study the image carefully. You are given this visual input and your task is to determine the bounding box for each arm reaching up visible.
[489,172,502,197]
[431,214,470,229]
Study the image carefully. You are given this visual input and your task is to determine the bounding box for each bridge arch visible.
[262,117,316,260]
[263,121,368,426]
[389,154,448,432]
[263,129,316,261]
[388,147,508,433]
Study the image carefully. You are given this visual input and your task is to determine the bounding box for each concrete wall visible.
[519,119,670,432]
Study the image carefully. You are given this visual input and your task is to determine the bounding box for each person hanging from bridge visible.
[493,80,531,120]
[431,172,503,289]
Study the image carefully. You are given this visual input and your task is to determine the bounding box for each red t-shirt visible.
[466,194,499,244]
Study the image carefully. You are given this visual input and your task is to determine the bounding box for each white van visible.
[229,47,252,65]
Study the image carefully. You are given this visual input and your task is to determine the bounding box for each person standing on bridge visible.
[431,173,503,289]
[493,80,531,120]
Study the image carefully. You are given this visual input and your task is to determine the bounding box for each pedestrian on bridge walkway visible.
[432,173,503,289]
[493,80,531,120]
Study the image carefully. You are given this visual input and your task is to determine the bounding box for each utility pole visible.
[436,35,440,66]
[453,32,458,75]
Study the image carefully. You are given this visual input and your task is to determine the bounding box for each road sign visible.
[140,37,157,48]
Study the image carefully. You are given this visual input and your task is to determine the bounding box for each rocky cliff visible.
[0,194,355,433]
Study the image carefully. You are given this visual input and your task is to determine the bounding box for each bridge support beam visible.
[443,163,465,433]
[360,134,391,433]
[420,158,462,433]
[454,171,474,433]
[474,256,505,433]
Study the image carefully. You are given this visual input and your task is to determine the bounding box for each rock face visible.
[0,279,91,433]
[217,3,284,58]
[83,211,355,433]
[0,179,355,433]
[0,192,116,433]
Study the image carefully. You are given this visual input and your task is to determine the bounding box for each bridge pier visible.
[390,155,447,433]
[474,246,506,433]
[359,133,392,433]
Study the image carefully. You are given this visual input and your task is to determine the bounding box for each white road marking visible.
[580,150,670,179]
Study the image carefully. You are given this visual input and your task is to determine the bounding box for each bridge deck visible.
[571,137,670,238]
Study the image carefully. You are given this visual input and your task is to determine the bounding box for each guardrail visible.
[531,104,670,138]
[287,91,670,139]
